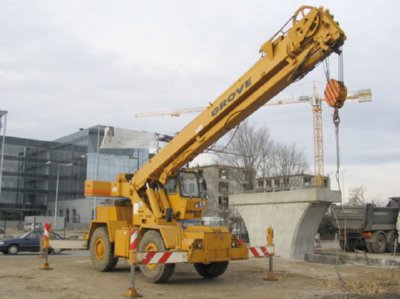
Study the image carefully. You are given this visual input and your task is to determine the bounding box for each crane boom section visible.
[131,6,346,189]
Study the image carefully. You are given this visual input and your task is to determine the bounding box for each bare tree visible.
[219,120,273,191]
[218,121,308,191]
[348,185,366,205]
[370,196,386,207]
[270,142,308,189]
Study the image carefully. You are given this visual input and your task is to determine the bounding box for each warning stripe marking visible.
[141,251,156,264]
[248,246,274,258]
[325,81,338,101]
[137,251,188,265]
[261,246,269,256]
[43,223,51,240]
[158,251,172,264]
[133,246,274,264]
[249,246,260,257]
[129,229,139,251]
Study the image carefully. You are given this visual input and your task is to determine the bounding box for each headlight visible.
[0,241,4,245]
[194,240,203,249]
[194,202,206,209]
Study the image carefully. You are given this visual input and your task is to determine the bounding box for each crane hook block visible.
[324,79,347,109]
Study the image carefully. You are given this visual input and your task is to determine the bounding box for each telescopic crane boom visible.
[131,6,346,189]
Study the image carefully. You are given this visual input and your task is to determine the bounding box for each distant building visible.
[256,174,330,192]
[193,164,330,218]
[0,125,153,224]
[192,164,330,242]
[194,164,244,217]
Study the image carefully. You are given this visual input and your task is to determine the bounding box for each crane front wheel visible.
[139,230,175,283]
[90,226,118,272]
[194,262,229,279]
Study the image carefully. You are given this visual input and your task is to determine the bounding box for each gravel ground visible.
[0,250,398,299]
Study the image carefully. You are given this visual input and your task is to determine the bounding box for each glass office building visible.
[0,125,150,221]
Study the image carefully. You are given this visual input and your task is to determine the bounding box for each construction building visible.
[195,165,244,217]
[0,125,153,224]
[196,164,330,216]
[193,164,330,238]
[256,173,330,192]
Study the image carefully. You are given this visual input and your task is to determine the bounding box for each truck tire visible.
[365,242,373,253]
[370,233,387,254]
[139,230,175,283]
[339,240,345,251]
[386,233,397,253]
[90,227,118,272]
[339,240,354,252]
[194,262,229,279]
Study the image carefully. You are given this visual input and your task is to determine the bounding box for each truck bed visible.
[331,204,398,231]
[331,205,367,230]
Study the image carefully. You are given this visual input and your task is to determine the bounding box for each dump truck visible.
[332,197,400,253]
[84,6,347,282]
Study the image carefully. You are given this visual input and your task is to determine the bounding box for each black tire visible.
[386,234,397,253]
[365,242,373,253]
[339,240,354,252]
[194,262,229,279]
[339,240,345,251]
[8,244,19,255]
[139,230,175,283]
[347,240,355,251]
[352,239,364,251]
[90,227,118,272]
[370,233,387,254]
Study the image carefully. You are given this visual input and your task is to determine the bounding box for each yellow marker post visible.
[122,228,142,298]
[264,226,277,281]
[40,223,52,270]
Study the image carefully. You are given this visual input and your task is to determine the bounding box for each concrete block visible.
[231,189,340,260]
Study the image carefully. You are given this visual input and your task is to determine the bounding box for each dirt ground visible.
[0,251,399,299]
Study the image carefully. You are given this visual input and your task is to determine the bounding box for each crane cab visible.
[163,171,208,221]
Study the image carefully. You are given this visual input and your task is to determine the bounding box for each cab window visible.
[179,172,200,198]
[164,176,177,194]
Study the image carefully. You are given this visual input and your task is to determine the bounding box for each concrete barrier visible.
[231,189,340,260]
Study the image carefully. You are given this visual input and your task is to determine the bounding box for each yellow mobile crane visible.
[85,6,347,283]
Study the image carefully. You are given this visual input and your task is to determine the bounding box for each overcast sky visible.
[1,0,399,203]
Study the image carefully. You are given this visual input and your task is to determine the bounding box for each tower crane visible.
[135,86,372,187]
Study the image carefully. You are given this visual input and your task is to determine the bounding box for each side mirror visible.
[200,178,207,191]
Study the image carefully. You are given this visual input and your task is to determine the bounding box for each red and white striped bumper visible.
[134,245,274,265]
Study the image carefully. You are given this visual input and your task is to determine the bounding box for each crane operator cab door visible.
[164,171,208,221]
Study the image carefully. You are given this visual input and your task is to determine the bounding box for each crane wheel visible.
[90,226,118,272]
[139,230,175,283]
[194,261,229,279]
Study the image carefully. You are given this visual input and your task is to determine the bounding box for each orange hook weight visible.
[324,79,347,108]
